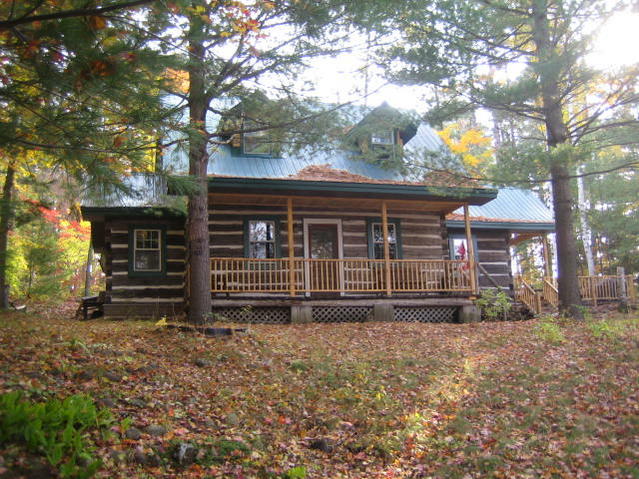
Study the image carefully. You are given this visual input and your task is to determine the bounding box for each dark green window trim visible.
[243,216,282,258]
[366,217,403,259]
[448,233,479,261]
[128,225,167,278]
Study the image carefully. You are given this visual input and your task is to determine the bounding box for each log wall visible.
[446,228,513,290]
[208,203,446,260]
[104,218,186,315]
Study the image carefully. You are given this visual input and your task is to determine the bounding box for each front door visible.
[304,220,342,294]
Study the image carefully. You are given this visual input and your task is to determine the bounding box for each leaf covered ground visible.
[1,307,639,478]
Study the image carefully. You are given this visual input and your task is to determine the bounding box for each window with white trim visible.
[247,220,277,258]
[133,229,162,272]
[371,222,398,259]
[371,130,394,145]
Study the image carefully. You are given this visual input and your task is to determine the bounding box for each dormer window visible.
[371,130,394,146]
[243,129,271,155]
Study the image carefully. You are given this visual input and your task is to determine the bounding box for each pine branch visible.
[0,0,155,30]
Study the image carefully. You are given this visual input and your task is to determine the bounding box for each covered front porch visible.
[206,185,486,299]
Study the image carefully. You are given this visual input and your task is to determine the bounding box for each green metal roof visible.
[447,188,555,230]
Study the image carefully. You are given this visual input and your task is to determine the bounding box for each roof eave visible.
[208,177,497,205]
[80,205,186,222]
[446,220,555,231]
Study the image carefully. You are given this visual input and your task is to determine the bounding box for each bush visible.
[533,316,565,344]
[587,318,625,340]
[475,289,513,321]
[0,392,111,478]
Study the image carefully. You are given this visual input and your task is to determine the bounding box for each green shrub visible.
[475,289,513,321]
[283,466,307,478]
[587,318,625,340]
[534,316,565,344]
[0,392,112,478]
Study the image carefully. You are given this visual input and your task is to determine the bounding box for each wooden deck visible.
[210,257,473,296]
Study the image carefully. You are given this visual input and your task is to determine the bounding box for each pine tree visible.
[379,0,639,317]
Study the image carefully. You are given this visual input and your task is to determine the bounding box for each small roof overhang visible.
[80,206,186,223]
[446,219,555,232]
[208,177,497,206]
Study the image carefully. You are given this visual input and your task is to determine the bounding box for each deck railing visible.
[542,277,559,308]
[514,275,542,315]
[210,258,472,294]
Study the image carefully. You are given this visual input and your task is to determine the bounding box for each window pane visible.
[374,243,397,259]
[135,251,160,271]
[249,221,275,242]
[243,130,271,155]
[249,242,274,259]
[452,238,468,260]
[371,131,394,145]
[373,223,396,244]
[135,230,159,249]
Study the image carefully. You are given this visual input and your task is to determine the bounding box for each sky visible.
[300,9,639,114]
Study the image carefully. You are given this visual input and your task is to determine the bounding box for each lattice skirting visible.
[312,306,373,323]
[393,306,458,323]
[212,307,291,324]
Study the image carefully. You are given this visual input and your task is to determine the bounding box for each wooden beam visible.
[542,234,552,278]
[287,197,295,297]
[208,192,465,212]
[382,201,392,296]
[463,203,478,295]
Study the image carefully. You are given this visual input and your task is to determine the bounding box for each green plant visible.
[533,316,565,344]
[0,392,112,478]
[283,466,307,479]
[587,318,625,340]
[475,289,513,321]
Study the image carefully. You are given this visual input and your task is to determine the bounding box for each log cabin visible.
[81,104,555,322]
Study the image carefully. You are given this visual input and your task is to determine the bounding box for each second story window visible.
[371,130,394,146]
[243,122,271,156]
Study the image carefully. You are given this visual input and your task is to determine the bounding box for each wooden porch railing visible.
[210,258,472,294]
[538,275,636,309]
[542,277,559,308]
[514,275,541,315]
[578,275,636,305]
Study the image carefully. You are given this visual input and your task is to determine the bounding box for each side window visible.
[367,219,401,259]
[246,219,279,258]
[133,229,162,272]
[449,235,478,261]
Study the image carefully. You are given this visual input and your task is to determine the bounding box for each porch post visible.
[463,203,478,295]
[287,197,296,297]
[382,200,392,296]
[542,234,552,279]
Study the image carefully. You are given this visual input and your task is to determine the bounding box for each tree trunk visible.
[549,163,584,317]
[84,244,93,297]
[576,165,595,275]
[0,163,15,309]
[532,0,583,318]
[186,15,211,324]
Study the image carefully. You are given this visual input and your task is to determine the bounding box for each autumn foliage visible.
[1,311,638,477]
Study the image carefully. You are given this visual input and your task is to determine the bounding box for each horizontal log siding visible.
[446,228,512,289]
[208,204,445,260]
[105,219,186,305]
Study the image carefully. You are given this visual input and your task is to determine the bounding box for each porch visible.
[210,257,473,296]
[206,188,483,298]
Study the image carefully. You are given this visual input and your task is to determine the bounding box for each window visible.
[371,130,394,145]
[133,229,162,272]
[245,219,279,258]
[242,120,272,155]
[367,219,402,259]
[448,235,478,261]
